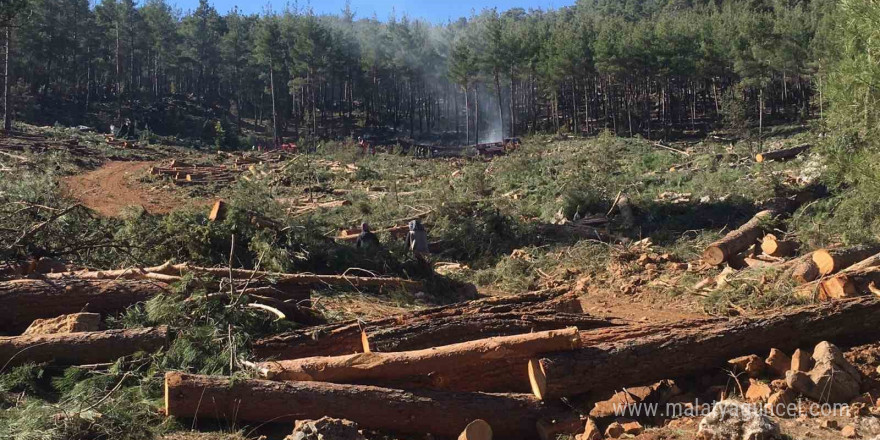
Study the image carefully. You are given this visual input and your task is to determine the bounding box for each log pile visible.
[150,162,238,185]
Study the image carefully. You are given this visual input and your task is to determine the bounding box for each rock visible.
[786,342,862,403]
[22,313,101,335]
[286,417,365,440]
[745,379,772,402]
[764,389,798,418]
[590,380,680,418]
[620,419,643,435]
[697,400,780,440]
[770,379,787,391]
[791,349,813,372]
[841,425,857,438]
[579,417,602,440]
[728,355,766,378]
[820,419,839,429]
[605,421,625,438]
[765,349,792,377]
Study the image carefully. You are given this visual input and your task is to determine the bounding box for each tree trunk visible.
[256,328,580,393]
[529,297,880,400]
[1,326,169,367]
[164,372,564,440]
[760,234,798,257]
[0,279,173,335]
[813,245,880,276]
[3,26,10,132]
[755,144,811,163]
[253,290,590,359]
[702,210,777,265]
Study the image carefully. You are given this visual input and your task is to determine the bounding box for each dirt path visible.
[63,161,197,217]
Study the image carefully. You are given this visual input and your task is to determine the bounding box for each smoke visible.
[476,83,504,143]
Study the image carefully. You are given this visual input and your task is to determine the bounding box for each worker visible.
[356,222,380,250]
[406,219,429,258]
[114,118,132,139]
[358,136,375,155]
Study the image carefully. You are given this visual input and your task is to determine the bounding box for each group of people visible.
[356,219,429,258]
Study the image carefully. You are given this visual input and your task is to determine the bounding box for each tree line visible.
[1,0,835,144]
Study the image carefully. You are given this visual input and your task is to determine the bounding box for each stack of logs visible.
[150,160,238,186]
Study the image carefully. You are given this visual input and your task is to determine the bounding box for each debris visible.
[604,421,625,438]
[745,379,772,402]
[696,400,780,440]
[163,372,566,440]
[0,327,169,367]
[23,313,101,335]
[764,389,797,417]
[820,419,838,430]
[286,417,366,440]
[755,144,812,163]
[578,418,601,440]
[786,341,861,403]
[728,355,765,378]
[208,200,226,222]
[765,349,792,377]
[590,380,680,418]
[841,425,858,438]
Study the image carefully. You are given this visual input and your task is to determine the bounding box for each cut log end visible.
[528,359,547,400]
[812,249,836,276]
[361,329,371,353]
[459,419,493,440]
[209,200,226,222]
[755,153,765,163]
[702,246,726,266]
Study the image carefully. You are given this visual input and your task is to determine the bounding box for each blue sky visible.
[172,0,574,23]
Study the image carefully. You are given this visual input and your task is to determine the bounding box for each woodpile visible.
[150,162,238,185]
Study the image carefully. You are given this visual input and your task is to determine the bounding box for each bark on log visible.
[1,326,169,367]
[703,210,776,265]
[256,328,580,393]
[164,372,564,440]
[790,254,820,284]
[253,290,607,360]
[812,245,880,276]
[0,278,172,334]
[755,144,812,163]
[529,297,880,400]
[761,234,798,258]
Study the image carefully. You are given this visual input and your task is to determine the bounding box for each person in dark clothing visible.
[406,219,429,257]
[355,222,380,250]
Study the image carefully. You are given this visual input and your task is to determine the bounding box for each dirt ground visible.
[62,161,201,217]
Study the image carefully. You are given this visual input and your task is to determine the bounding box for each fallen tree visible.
[164,372,564,440]
[755,144,812,163]
[703,210,776,265]
[0,278,172,334]
[529,297,880,400]
[812,245,880,276]
[253,290,608,359]
[1,327,169,367]
[255,328,580,393]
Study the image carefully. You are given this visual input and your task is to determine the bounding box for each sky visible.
[171,0,574,23]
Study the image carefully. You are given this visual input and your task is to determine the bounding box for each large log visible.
[253,290,608,360]
[0,278,172,334]
[529,297,880,400]
[812,245,880,276]
[164,372,564,440]
[256,328,580,393]
[790,254,820,284]
[0,327,169,367]
[760,234,798,258]
[702,210,776,265]
[755,144,811,163]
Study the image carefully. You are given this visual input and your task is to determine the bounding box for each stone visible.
[770,379,788,391]
[820,419,839,429]
[22,313,101,335]
[605,421,625,438]
[765,349,792,377]
[791,349,813,372]
[619,418,643,435]
[580,417,602,440]
[728,355,766,378]
[697,400,780,440]
[765,389,798,418]
[285,417,365,440]
[745,379,772,402]
[590,380,680,418]
[841,425,857,438]
[786,342,862,403]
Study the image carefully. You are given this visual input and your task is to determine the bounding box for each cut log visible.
[812,245,880,276]
[528,297,880,400]
[459,420,492,440]
[0,278,172,334]
[256,328,579,393]
[791,254,820,284]
[208,200,226,222]
[703,210,776,265]
[761,234,798,258]
[755,144,811,163]
[1,327,169,367]
[164,372,564,440]
[253,290,608,360]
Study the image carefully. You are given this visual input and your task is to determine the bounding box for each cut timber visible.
[755,144,811,163]
[208,200,226,222]
[459,420,492,440]
[812,245,880,276]
[703,210,776,265]
[529,297,880,400]
[0,278,172,334]
[164,372,564,440]
[761,234,798,257]
[791,254,820,284]
[1,327,169,367]
[253,290,606,360]
[256,328,579,393]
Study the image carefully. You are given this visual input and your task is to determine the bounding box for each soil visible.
[63,161,201,217]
